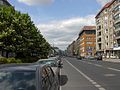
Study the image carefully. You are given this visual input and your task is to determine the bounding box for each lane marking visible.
[65,59,106,90]
[78,60,120,72]
[104,74,116,77]
[79,60,103,68]
[60,69,62,90]
[107,67,120,72]
[94,64,103,67]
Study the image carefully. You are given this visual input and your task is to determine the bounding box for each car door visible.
[46,66,59,90]
[41,67,51,90]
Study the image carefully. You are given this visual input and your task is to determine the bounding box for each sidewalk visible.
[103,58,120,63]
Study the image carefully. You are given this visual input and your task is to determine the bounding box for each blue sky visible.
[9,0,111,50]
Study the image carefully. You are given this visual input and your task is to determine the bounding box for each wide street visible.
[61,57,120,90]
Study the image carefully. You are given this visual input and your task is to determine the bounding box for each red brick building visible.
[79,26,96,57]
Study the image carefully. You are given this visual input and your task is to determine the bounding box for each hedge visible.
[0,57,22,64]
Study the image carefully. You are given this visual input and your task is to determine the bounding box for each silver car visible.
[36,58,62,81]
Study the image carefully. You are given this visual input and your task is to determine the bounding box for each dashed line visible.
[60,69,62,90]
[79,60,120,72]
[65,59,106,90]
[94,64,102,67]
[107,67,120,72]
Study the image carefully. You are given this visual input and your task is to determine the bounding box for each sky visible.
[9,0,112,50]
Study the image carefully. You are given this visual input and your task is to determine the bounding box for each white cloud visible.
[37,15,95,50]
[18,0,54,6]
[96,0,112,6]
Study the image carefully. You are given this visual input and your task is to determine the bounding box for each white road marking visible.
[60,69,62,90]
[98,87,106,90]
[104,74,116,77]
[65,59,106,90]
[79,60,120,72]
[107,67,120,72]
[79,60,103,68]
[94,64,102,67]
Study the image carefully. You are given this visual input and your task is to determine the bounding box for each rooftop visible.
[82,26,96,30]
[0,63,40,71]
[95,0,115,18]
[79,26,96,36]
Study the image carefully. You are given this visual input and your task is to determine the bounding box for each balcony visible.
[113,3,120,15]
[114,18,120,24]
[116,36,120,39]
[115,27,120,32]
[115,31,120,39]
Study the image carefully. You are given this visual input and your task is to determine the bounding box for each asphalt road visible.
[61,57,120,90]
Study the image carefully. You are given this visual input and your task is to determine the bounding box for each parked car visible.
[49,56,63,67]
[96,55,102,60]
[36,58,63,81]
[76,56,82,60]
[0,64,59,90]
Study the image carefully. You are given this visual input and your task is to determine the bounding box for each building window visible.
[86,37,93,40]
[98,44,101,50]
[85,31,95,34]
[104,16,108,20]
[86,42,93,44]
[97,25,101,30]
[98,32,101,36]
[107,43,108,46]
[86,46,93,52]
[97,38,101,42]
[106,36,108,39]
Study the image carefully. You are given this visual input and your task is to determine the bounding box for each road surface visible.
[61,57,120,90]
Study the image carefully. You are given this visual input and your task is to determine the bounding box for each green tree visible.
[0,6,51,62]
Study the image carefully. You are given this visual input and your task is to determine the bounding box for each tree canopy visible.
[0,6,51,62]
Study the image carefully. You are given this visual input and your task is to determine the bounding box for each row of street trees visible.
[0,6,51,62]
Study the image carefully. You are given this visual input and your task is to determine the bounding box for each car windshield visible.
[38,60,57,67]
[0,71,36,90]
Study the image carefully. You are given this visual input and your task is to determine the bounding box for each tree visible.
[0,6,51,62]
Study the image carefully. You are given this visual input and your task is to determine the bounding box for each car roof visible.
[0,63,44,72]
[38,58,56,61]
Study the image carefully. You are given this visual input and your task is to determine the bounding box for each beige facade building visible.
[96,0,120,58]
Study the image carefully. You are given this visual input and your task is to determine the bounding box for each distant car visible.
[85,56,96,60]
[36,58,63,80]
[0,64,59,90]
[96,55,102,60]
[76,56,82,60]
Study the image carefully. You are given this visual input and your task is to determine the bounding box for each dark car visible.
[96,55,102,60]
[0,64,59,90]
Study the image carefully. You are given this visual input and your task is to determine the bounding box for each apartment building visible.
[74,38,80,56]
[113,0,120,58]
[67,41,76,56]
[79,26,96,57]
[96,0,120,58]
